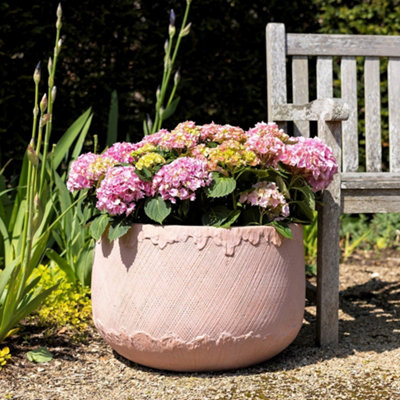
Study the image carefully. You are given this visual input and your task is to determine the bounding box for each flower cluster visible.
[278,137,338,192]
[67,121,338,228]
[152,157,212,203]
[96,166,151,216]
[239,182,290,220]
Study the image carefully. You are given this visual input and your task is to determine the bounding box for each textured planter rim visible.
[92,223,305,372]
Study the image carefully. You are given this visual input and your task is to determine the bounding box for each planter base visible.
[92,224,305,372]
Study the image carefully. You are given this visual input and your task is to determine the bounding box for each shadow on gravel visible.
[113,275,400,377]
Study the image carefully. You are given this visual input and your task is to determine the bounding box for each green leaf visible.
[207,175,236,198]
[271,221,293,239]
[75,243,94,286]
[161,97,180,121]
[221,210,241,228]
[293,185,315,222]
[26,347,53,363]
[89,214,110,241]
[134,167,153,182]
[202,205,235,227]
[53,108,92,169]
[144,197,171,224]
[108,221,132,241]
[106,90,118,147]
[46,249,76,283]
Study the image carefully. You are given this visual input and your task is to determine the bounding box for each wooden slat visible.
[266,23,287,130]
[287,33,400,57]
[341,172,400,189]
[389,57,400,172]
[364,57,382,172]
[341,57,359,172]
[342,193,400,213]
[317,57,333,98]
[292,56,310,137]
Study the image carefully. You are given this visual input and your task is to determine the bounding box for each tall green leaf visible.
[106,90,118,147]
[53,108,92,169]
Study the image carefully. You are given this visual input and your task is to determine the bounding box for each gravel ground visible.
[1,249,399,400]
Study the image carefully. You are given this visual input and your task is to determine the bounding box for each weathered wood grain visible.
[266,23,287,130]
[287,33,400,57]
[292,56,310,137]
[389,57,400,172]
[341,172,400,189]
[271,99,349,122]
[317,121,342,346]
[341,57,359,172]
[364,57,382,172]
[342,193,400,213]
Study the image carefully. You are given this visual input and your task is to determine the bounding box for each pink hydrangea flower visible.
[278,137,338,192]
[67,153,98,192]
[245,122,289,166]
[103,142,139,163]
[141,129,169,146]
[152,157,212,203]
[96,166,151,216]
[158,121,200,150]
[200,123,247,143]
[239,181,290,219]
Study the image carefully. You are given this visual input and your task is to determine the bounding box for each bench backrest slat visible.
[287,33,400,57]
[266,24,287,131]
[341,57,359,172]
[389,57,400,172]
[364,57,382,172]
[292,56,310,137]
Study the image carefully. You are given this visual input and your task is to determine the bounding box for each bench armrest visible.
[271,98,350,122]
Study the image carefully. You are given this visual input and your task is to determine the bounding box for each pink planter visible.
[91,223,305,372]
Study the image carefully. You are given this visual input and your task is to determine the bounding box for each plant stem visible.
[39,19,61,194]
[151,0,191,134]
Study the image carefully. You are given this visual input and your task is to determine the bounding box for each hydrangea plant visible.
[67,122,338,240]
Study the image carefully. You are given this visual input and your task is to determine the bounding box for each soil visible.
[1,249,399,400]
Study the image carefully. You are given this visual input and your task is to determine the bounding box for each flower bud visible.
[27,141,39,167]
[56,4,62,30]
[40,94,48,113]
[40,113,50,127]
[169,9,176,27]
[180,23,192,37]
[164,39,169,54]
[57,3,62,19]
[174,69,181,86]
[51,86,57,103]
[48,57,53,75]
[33,61,41,84]
[156,86,161,100]
[56,38,63,56]
[33,106,39,118]
[169,25,176,37]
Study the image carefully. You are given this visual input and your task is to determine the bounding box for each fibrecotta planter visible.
[91,223,305,372]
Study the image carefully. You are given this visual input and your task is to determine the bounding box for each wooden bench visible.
[266,23,400,345]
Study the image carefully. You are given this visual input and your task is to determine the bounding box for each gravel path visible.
[1,250,399,400]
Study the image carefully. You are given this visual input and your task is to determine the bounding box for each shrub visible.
[32,264,92,339]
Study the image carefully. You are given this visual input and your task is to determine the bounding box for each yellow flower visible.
[136,152,166,170]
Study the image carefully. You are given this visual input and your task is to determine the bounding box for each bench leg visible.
[316,192,341,346]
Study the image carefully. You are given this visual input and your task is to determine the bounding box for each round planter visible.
[91,223,305,372]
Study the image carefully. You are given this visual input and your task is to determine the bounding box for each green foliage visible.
[0,6,93,343]
[26,347,53,363]
[32,264,92,337]
[144,196,172,225]
[206,174,237,198]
